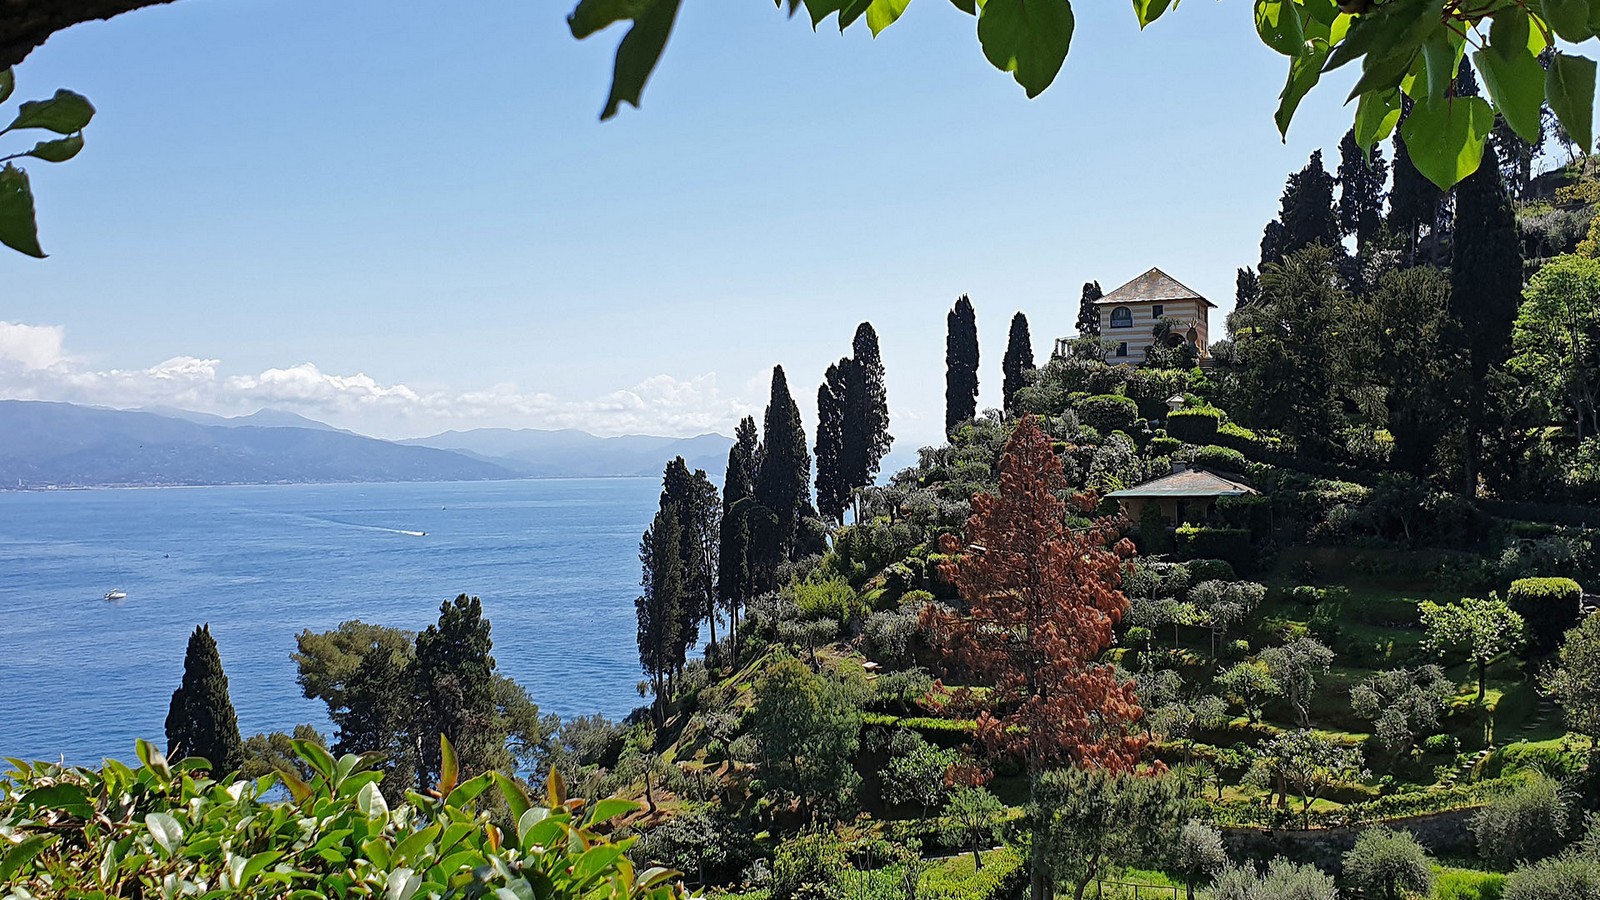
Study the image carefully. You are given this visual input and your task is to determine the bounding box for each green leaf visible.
[0,70,13,105]
[1353,88,1402,152]
[386,867,423,900]
[977,0,1075,99]
[1131,0,1173,29]
[1399,95,1494,189]
[4,89,94,135]
[599,0,682,120]
[590,797,640,823]
[568,0,652,39]
[866,0,911,35]
[490,771,532,824]
[1473,47,1544,143]
[146,812,184,856]
[0,164,44,258]
[19,783,92,817]
[1547,51,1596,153]
[1275,39,1331,139]
[446,772,492,808]
[1489,7,1531,65]
[1419,26,1463,106]
[1255,0,1304,56]
[948,0,976,13]
[356,781,389,818]
[1544,0,1592,41]
[802,0,846,27]
[436,734,459,798]
[239,850,283,887]
[0,835,51,882]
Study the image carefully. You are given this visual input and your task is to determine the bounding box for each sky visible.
[0,0,1382,451]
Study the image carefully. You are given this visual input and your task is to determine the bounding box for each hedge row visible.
[920,846,1025,900]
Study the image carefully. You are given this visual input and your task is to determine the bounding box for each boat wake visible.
[300,516,427,537]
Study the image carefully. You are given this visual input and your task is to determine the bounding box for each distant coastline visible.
[0,474,665,493]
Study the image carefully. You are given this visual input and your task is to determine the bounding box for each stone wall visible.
[1220,808,1479,873]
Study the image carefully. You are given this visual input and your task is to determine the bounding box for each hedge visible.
[1175,526,1253,570]
[1191,444,1248,473]
[1506,577,1582,656]
[1434,868,1505,900]
[1166,407,1220,443]
[1184,558,1237,582]
[920,846,1025,900]
[1076,394,1141,434]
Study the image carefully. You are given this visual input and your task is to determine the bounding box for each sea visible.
[0,478,664,767]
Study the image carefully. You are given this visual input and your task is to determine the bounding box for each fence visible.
[1091,881,1180,900]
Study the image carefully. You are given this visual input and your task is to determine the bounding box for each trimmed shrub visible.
[1191,445,1248,473]
[1507,577,1583,657]
[919,846,1024,900]
[1150,435,1182,457]
[1184,558,1237,583]
[1175,527,1252,570]
[1167,408,1221,443]
[1076,394,1140,434]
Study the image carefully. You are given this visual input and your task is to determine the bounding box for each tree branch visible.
[1,0,182,70]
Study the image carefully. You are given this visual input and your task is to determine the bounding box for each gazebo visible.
[1106,464,1258,525]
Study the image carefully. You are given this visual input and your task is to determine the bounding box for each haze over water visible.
[0,478,660,765]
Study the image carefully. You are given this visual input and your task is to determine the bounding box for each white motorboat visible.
[103,589,127,601]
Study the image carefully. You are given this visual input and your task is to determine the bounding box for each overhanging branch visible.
[1,0,182,70]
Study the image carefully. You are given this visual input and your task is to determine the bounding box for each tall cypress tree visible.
[1337,128,1388,251]
[842,321,891,515]
[754,365,811,564]
[1449,143,1522,495]
[814,360,849,522]
[945,295,980,435]
[637,508,684,719]
[660,457,717,655]
[165,624,243,773]
[1273,150,1342,262]
[1001,312,1034,414]
[1076,282,1102,336]
[1389,98,1446,266]
[412,595,497,784]
[1235,267,1262,309]
[718,416,759,654]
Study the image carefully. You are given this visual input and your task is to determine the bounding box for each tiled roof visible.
[1095,267,1217,309]
[1106,468,1257,499]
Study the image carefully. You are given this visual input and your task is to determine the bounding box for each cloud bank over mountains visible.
[0,321,753,438]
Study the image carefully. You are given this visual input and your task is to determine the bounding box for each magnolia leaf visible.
[356,781,389,818]
[1543,0,1592,42]
[239,850,283,887]
[1132,0,1174,29]
[1547,52,1596,154]
[21,136,82,163]
[866,0,912,34]
[5,90,94,135]
[0,164,44,258]
[1254,0,1304,56]
[490,771,533,823]
[568,0,652,39]
[1353,88,1402,152]
[546,766,568,807]
[600,0,681,120]
[0,70,12,105]
[146,812,184,856]
[1400,95,1494,189]
[1473,47,1543,144]
[977,0,1075,98]
[1276,39,1331,139]
[590,797,640,823]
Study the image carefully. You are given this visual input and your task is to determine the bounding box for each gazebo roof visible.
[1105,467,1257,499]
[1095,267,1218,309]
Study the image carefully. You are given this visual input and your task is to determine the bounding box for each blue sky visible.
[1,0,1375,450]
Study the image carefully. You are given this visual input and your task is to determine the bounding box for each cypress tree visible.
[1389,98,1446,266]
[1449,143,1522,494]
[1076,282,1102,336]
[412,594,497,783]
[1260,220,1289,267]
[842,321,892,514]
[1337,128,1389,251]
[945,295,980,435]
[754,365,811,563]
[660,458,717,657]
[1001,312,1034,414]
[1279,150,1342,258]
[815,360,849,522]
[723,416,758,510]
[1235,267,1262,309]
[165,623,243,773]
[637,509,685,719]
[718,416,759,654]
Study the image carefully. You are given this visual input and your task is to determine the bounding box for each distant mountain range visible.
[0,401,731,488]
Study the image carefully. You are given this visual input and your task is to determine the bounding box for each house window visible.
[1109,306,1133,328]
[1151,304,1164,318]
[1116,341,1128,358]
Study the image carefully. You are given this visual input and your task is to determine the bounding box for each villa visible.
[1054,267,1215,363]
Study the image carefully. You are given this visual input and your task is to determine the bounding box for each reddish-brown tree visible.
[924,416,1146,773]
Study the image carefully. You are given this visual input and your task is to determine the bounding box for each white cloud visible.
[0,323,754,438]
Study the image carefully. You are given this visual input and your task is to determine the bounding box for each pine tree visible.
[841,321,892,517]
[412,594,497,784]
[165,624,243,773]
[815,359,849,522]
[1235,267,1262,309]
[1449,142,1522,495]
[1337,128,1389,251]
[1001,312,1034,414]
[754,365,811,565]
[1076,282,1102,336]
[637,508,685,719]
[945,295,980,435]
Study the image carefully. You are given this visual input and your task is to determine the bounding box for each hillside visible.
[403,427,732,478]
[0,400,519,487]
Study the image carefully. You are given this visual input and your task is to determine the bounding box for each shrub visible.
[1140,502,1174,555]
[862,606,921,667]
[1184,558,1237,583]
[792,575,862,625]
[1341,827,1433,900]
[1471,774,1575,868]
[918,846,1024,900]
[1501,855,1600,900]
[1213,858,1337,900]
[1506,577,1583,657]
[1423,733,1461,755]
[1167,407,1221,443]
[772,830,850,900]
[1175,526,1253,569]
[1434,869,1505,900]
[1191,445,1248,473]
[1150,435,1182,457]
[1075,394,1141,434]
[1124,626,1153,650]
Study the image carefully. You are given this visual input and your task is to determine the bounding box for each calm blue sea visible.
[0,478,662,766]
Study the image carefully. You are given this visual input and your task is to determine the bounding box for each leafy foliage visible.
[1541,611,1600,743]
[0,70,93,258]
[1341,826,1434,900]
